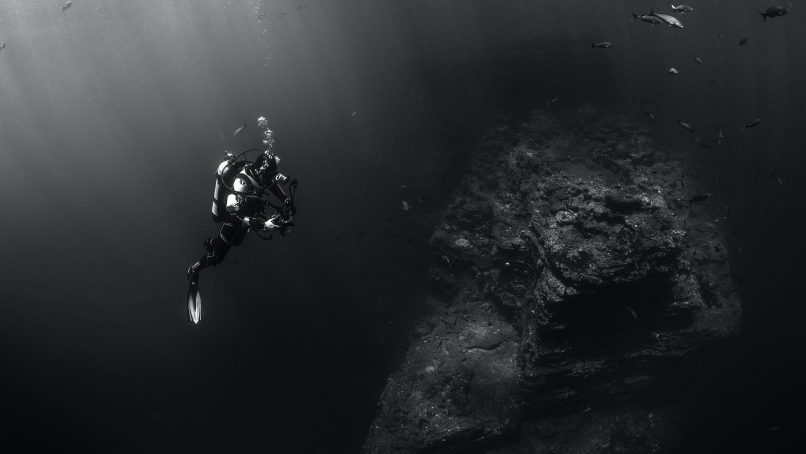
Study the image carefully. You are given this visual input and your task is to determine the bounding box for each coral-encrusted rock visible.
[364,109,741,453]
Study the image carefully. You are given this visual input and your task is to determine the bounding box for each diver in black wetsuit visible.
[186,150,295,282]
[185,119,296,323]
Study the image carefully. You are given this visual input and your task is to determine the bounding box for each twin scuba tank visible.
[211,157,249,223]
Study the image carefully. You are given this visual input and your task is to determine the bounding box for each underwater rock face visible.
[364,109,741,453]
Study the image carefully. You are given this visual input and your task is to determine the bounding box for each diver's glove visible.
[242,216,264,229]
[263,217,282,231]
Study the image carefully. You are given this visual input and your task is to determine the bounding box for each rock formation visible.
[364,108,741,453]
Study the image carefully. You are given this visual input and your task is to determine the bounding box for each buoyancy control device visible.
[210,149,261,222]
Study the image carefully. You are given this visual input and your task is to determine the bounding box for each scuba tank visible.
[211,154,249,223]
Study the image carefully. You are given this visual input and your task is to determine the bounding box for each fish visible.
[743,118,761,129]
[627,307,638,319]
[759,6,789,22]
[692,54,703,64]
[401,201,410,211]
[689,193,711,203]
[546,97,560,106]
[631,12,664,25]
[645,111,656,121]
[739,37,749,46]
[350,110,359,118]
[591,41,613,49]
[717,128,725,145]
[678,120,695,132]
[0,42,5,53]
[668,67,679,75]
[233,122,247,136]
[62,1,72,12]
[652,11,685,28]
[671,4,694,14]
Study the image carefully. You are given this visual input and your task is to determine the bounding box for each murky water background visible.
[1,1,804,451]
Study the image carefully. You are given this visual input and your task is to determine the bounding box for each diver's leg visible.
[187,232,233,281]
[187,223,247,281]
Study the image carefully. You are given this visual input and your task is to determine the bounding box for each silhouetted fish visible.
[631,12,664,25]
[671,4,694,14]
[668,67,679,75]
[678,120,695,132]
[653,11,684,28]
[645,111,656,120]
[591,41,613,49]
[739,37,749,46]
[62,1,72,12]
[743,118,761,129]
[233,122,247,136]
[692,54,703,64]
[759,6,789,22]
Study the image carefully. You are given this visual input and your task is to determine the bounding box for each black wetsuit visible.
[190,163,291,278]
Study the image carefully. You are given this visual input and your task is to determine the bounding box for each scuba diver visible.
[186,116,298,323]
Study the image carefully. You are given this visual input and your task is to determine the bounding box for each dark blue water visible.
[1,1,804,451]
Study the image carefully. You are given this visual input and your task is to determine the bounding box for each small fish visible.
[717,128,725,145]
[233,121,247,136]
[692,54,703,64]
[653,11,685,28]
[0,42,5,51]
[739,37,749,46]
[671,4,694,14]
[591,41,613,49]
[668,67,679,75]
[743,118,761,129]
[631,12,665,25]
[645,111,656,121]
[689,192,711,203]
[759,6,789,22]
[350,110,358,118]
[401,201,410,211]
[627,307,638,319]
[678,120,695,132]
[62,1,72,12]
[546,97,560,107]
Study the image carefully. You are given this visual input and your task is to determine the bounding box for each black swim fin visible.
[187,281,202,324]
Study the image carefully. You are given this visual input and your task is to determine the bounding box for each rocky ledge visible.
[364,108,741,453]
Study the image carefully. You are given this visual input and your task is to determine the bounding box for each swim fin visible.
[187,281,202,324]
